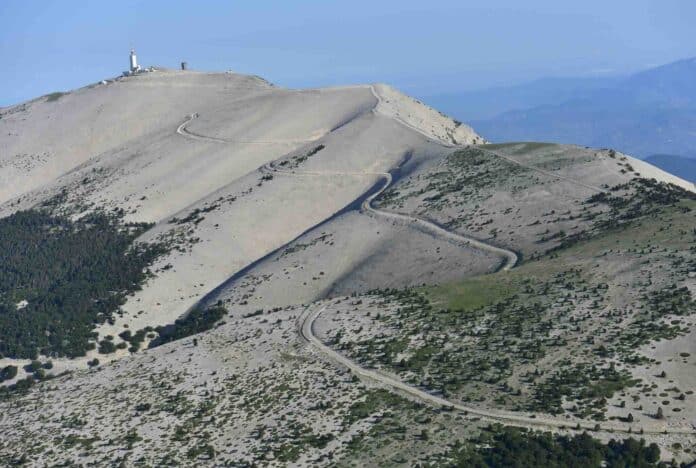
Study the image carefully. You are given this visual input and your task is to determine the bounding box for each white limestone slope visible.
[0,70,484,350]
[0,69,691,358]
[371,83,484,146]
[0,71,270,207]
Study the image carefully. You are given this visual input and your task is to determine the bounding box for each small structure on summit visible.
[129,49,140,74]
[123,48,154,76]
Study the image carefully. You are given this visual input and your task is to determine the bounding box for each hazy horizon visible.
[2,0,695,107]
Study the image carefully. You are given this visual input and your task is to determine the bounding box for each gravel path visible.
[176,89,695,437]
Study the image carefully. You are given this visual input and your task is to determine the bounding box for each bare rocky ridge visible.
[0,70,694,466]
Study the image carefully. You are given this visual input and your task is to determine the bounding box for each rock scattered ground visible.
[0,70,694,466]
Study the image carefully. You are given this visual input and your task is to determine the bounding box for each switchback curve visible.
[173,90,693,438]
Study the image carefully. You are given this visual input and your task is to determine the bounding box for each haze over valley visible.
[424,57,696,182]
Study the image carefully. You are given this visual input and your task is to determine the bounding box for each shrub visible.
[0,365,18,381]
[24,360,43,373]
[150,306,226,347]
[45,92,67,102]
[134,402,151,412]
[98,340,117,354]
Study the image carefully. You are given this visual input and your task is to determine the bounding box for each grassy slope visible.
[423,194,695,312]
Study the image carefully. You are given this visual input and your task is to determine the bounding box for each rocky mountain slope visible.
[0,70,693,466]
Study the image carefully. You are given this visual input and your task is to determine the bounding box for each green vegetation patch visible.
[169,202,220,226]
[335,280,580,402]
[424,272,520,312]
[272,425,333,463]
[279,144,325,169]
[149,306,227,348]
[644,286,694,318]
[336,190,695,414]
[377,146,536,210]
[433,426,662,468]
[45,92,68,102]
[0,366,18,382]
[0,210,165,358]
[338,388,434,465]
[552,178,696,252]
[339,395,664,468]
[426,148,530,198]
[531,362,640,418]
[344,388,419,425]
[279,233,333,258]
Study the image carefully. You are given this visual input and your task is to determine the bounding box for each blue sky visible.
[1,0,695,106]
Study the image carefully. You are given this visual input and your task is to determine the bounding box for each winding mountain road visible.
[280,158,690,436]
[298,304,695,436]
[177,112,322,146]
[260,162,518,271]
[176,87,695,437]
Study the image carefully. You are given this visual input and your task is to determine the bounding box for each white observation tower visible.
[129,49,140,73]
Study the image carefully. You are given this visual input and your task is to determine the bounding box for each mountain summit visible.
[0,70,694,466]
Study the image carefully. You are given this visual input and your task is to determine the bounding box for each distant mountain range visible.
[423,58,696,182]
[423,76,619,121]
